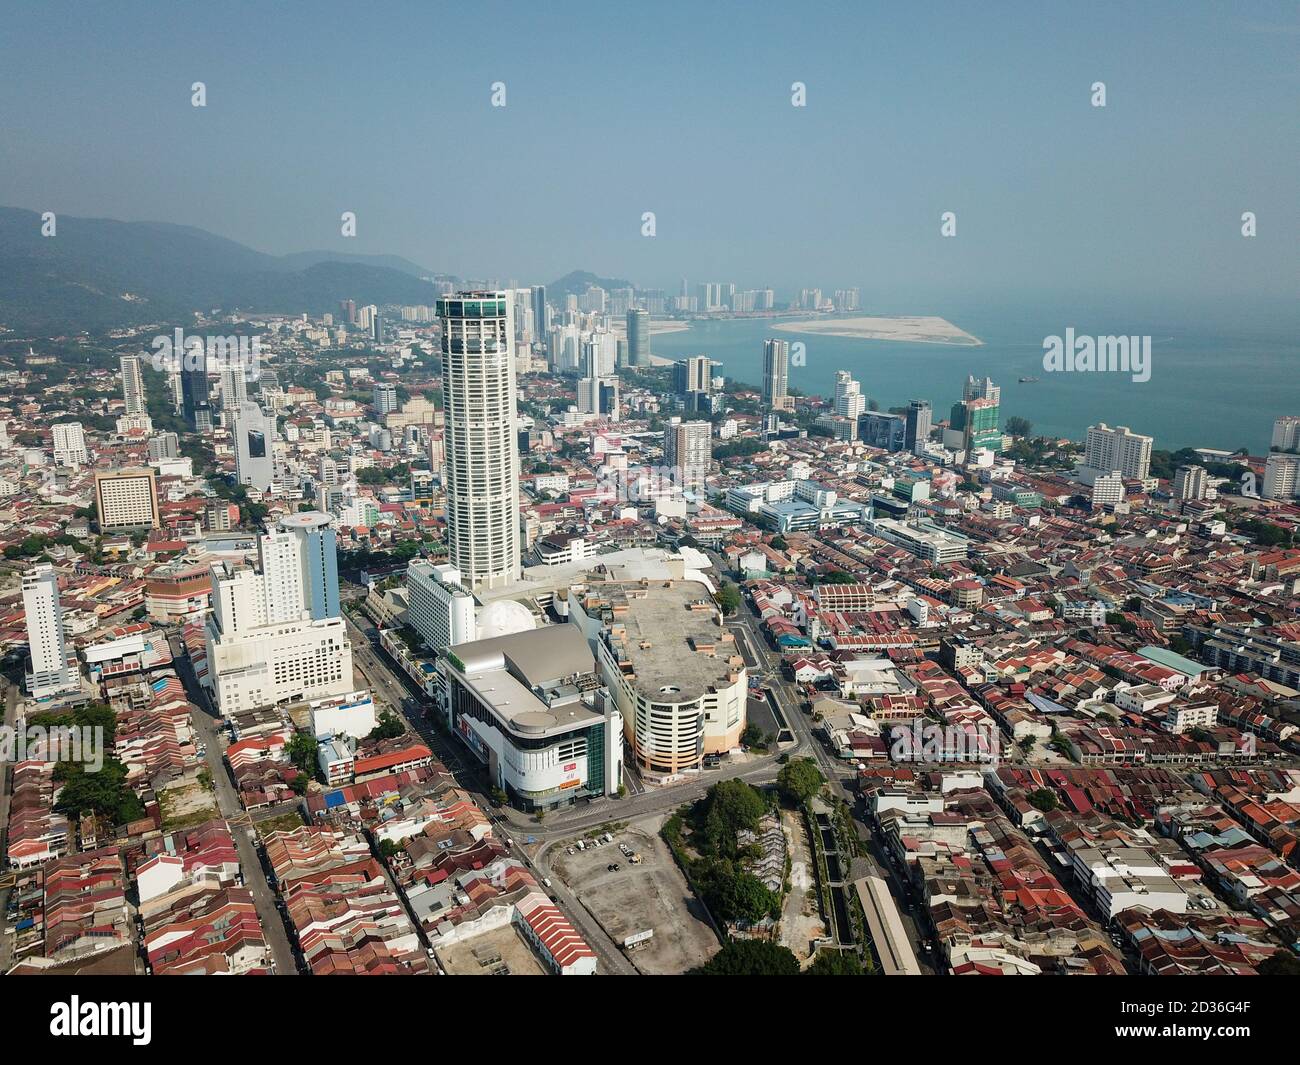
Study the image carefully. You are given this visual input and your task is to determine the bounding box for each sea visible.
[646,298,1299,454]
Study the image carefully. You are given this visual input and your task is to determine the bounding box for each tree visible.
[1027,787,1058,812]
[699,779,767,858]
[287,731,319,776]
[777,757,824,806]
[367,710,406,741]
[716,581,742,616]
[806,949,864,975]
[1256,951,1300,976]
[710,871,781,924]
[1005,416,1032,438]
[690,940,800,975]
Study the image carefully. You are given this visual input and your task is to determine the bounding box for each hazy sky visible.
[3,1,1297,307]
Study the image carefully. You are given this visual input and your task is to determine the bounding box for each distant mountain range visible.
[0,206,449,334]
[545,270,634,300]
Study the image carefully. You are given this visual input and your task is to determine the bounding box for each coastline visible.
[771,315,983,347]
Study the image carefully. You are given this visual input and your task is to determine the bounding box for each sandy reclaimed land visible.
[772,315,982,346]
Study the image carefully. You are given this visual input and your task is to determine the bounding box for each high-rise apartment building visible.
[665,419,712,490]
[120,354,147,416]
[23,563,78,698]
[438,292,522,592]
[148,432,180,462]
[51,422,88,467]
[834,371,866,419]
[94,468,159,530]
[1080,423,1153,483]
[1263,452,1300,500]
[1173,465,1208,501]
[181,347,209,430]
[626,308,649,368]
[1271,416,1300,452]
[373,383,400,416]
[762,339,791,410]
[963,374,1001,406]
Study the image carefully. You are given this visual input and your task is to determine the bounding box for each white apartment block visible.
[406,560,476,651]
[52,422,88,467]
[23,563,78,698]
[1079,423,1152,483]
[1263,452,1299,500]
[94,468,159,529]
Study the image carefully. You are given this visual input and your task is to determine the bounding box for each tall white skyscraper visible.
[963,374,1001,406]
[1272,416,1300,452]
[23,563,78,698]
[120,354,147,416]
[1263,452,1300,500]
[438,291,522,592]
[834,370,865,419]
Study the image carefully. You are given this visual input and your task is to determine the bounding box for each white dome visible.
[476,599,537,640]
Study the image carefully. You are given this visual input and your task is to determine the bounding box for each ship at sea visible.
[1019,376,1039,383]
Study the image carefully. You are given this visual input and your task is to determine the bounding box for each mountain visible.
[0,207,447,334]
[546,269,635,300]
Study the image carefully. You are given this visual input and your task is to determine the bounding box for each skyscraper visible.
[233,402,276,493]
[531,285,548,344]
[905,399,932,455]
[52,422,88,467]
[279,511,341,621]
[120,354,147,416]
[181,345,209,430]
[762,339,791,410]
[1080,423,1152,483]
[665,419,712,490]
[627,308,649,368]
[23,562,78,698]
[834,370,865,419]
[438,291,522,592]
[1173,465,1208,501]
[1271,416,1300,452]
[963,374,1001,406]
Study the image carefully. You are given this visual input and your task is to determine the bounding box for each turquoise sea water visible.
[647,302,1299,452]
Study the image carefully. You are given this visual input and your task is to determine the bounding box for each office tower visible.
[762,339,791,410]
[148,432,180,462]
[120,354,147,416]
[1173,465,1208,501]
[373,383,399,416]
[372,313,383,343]
[531,285,549,343]
[665,419,712,490]
[205,517,351,712]
[581,332,617,378]
[1081,423,1153,483]
[233,402,276,493]
[23,563,78,698]
[278,512,340,621]
[438,291,522,592]
[181,344,209,429]
[406,560,476,650]
[1263,452,1300,500]
[341,298,357,325]
[626,308,649,368]
[834,371,866,419]
[949,394,1001,454]
[859,411,907,452]
[94,468,159,530]
[51,422,88,467]
[1272,416,1300,452]
[905,399,932,455]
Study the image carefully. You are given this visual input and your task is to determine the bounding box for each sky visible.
[2,1,1297,311]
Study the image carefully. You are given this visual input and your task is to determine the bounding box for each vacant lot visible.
[551,815,720,975]
[435,925,546,976]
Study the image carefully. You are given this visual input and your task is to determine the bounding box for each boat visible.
[1018,376,1039,383]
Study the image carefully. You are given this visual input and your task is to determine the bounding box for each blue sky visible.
[2,1,1296,308]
